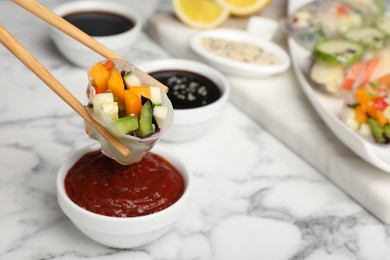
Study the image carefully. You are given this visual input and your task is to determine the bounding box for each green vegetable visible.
[150,86,162,105]
[137,100,154,137]
[123,71,141,88]
[113,115,139,135]
[313,39,364,65]
[384,125,390,139]
[376,15,390,35]
[368,117,386,143]
[344,26,386,50]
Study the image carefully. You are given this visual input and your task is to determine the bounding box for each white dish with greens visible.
[287,0,390,172]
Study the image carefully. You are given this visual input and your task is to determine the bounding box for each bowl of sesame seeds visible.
[190,28,290,78]
[139,58,230,142]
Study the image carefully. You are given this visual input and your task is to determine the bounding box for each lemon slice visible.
[215,0,271,16]
[172,0,230,29]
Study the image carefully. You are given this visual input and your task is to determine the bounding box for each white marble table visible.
[1,1,390,259]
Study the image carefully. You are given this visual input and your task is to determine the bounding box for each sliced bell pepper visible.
[108,70,125,103]
[355,106,368,123]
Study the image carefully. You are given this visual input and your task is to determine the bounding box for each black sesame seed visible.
[150,70,221,109]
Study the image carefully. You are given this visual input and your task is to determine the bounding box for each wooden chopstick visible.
[0,25,131,158]
[12,0,169,92]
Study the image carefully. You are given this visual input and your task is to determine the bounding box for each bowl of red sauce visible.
[57,144,191,248]
[140,59,231,142]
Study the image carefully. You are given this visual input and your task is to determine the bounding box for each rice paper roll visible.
[341,73,390,144]
[85,59,173,165]
[283,1,325,50]
[283,0,363,50]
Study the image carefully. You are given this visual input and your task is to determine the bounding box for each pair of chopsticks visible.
[0,0,164,158]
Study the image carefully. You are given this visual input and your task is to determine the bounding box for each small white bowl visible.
[50,1,142,67]
[139,59,230,142]
[246,17,280,40]
[190,28,290,78]
[57,144,192,248]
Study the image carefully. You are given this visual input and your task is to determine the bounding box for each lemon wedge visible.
[215,0,271,16]
[172,0,230,29]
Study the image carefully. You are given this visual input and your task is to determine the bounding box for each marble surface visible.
[1,0,390,259]
[147,0,390,223]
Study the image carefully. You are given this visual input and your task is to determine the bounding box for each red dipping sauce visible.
[65,150,185,218]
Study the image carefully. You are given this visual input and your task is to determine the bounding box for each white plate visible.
[288,0,390,172]
[190,28,290,78]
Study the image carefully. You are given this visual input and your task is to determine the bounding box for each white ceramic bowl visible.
[101,0,161,24]
[246,17,279,40]
[57,144,192,248]
[139,59,231,142]
[190,28,290,78]
[50,1,142,67]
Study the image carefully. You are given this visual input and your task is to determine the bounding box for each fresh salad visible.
[85,59,173,164]
[310,42,390,95]
[284,0,366,50]
[88,59,168,137]
[285,0,390,145]
[285,0,390,96]
[342,74,390,143]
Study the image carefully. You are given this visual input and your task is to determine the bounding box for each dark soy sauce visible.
[63,11,135,37]
[150,70,222,109]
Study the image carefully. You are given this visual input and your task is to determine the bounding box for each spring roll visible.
[341,74,390,144]
[85,59,173,164]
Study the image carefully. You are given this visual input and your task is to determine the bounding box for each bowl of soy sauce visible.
[50,1,141,67]
[140,59,231,142]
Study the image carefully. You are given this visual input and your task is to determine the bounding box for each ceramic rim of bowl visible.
[190,28,291,75]
[57,144,192,226]
[51,0,142,42]
[139,58,231,122]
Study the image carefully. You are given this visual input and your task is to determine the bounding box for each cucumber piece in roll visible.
[345,27,386,50]
[313,39,364,65]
